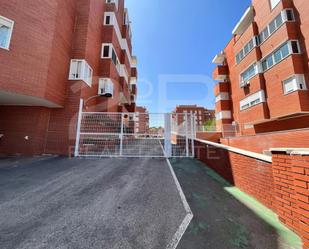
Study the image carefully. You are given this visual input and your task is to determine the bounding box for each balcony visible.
[232,6,254,36]
[212,52,225,64]
[131,84,137,95]
[116,64,129,84]
[213,65,229,81]
[215,100,231,112]
[105,0,119,11]
[216,111,232,121]
[132,56,138,67]
[214,82,230,96]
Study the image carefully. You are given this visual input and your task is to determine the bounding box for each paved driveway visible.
[0,156,191,249]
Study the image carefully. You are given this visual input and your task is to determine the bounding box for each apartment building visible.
[173,105,215,126]
[135,106,149,134]
[212,0,309,152]
[0,0,138,155]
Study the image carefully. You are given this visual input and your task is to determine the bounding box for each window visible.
[103,45,110,57]
[258,9,295,44]
[275,14,283,27]
[291,40,300,53]
[69,59,93,86]
[104,13,114,25]
[240,90,266,111]
[269,20,276,33]
[270,0,281,10]
[261,40,301,71]
[101,43,119,65]
[283,75,307,94]
[285,9,295,21]
[241,63,259,84]
[0,16,14,49]
[235,37,258,64]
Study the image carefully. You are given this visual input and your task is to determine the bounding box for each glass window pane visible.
[274,49,282,63]
[275,13,283,27]
[112,50,117,65]
[244,44,249,54]
[103,45,110,57]
[269,20,276,33]
[262,60,268,71]
[284,77,296,93]
[0,25,9,48]
[286,10,294,21]
[267,56,274,68]
[281,43,290,57]
[291,41,300,53]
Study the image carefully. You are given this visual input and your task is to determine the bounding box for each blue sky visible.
[125,0,250,113]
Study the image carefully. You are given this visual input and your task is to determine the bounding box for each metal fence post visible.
[185,113,189,157]
[164,113,172,157]
[119,113,124,156]
[191,113,195,158]
[74,99,83,157]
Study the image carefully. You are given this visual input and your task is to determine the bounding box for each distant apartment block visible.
[135,106,149,134]
[212,0,309,151]
[0,0,138,155]
[173,105,215,126]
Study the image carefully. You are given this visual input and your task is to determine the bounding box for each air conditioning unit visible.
[240,80,250,88]
[98,78,114,97]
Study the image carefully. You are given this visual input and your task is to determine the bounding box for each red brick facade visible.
[0,0,138,156]
[213,0,309,145]
[173,105,215,127]
[135,106,149,134]
[195,140,309,248]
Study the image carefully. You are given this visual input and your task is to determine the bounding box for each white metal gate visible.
[74,111,195,158]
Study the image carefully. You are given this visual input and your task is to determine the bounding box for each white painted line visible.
[165,158,193,249]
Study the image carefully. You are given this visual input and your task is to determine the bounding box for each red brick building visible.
[0,0,138,155]
[212,0,309,152]
[173,105,215,127]
[135,106,149,134]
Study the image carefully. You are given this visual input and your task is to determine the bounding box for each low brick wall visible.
[221,129,309,154]
[195,140,275,211]
[271,150,309,249]
[195,139,309,248]
[196,132,221,143]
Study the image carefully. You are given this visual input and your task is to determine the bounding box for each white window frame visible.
[240,62,262,85]
[0,15,14,50]
[270,0,281,10]
[104,13,115,26]
[68,59,93,87]
[240,90,266,111]
[106,0,119,10]
[261,40,301,73]
[235,36,259,64]
[101,43,120,65]
[283,74,307,95]
[259,9,295,45]
[101,43,113,58]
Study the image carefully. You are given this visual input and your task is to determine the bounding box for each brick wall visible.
[221,129,309,153]
[195,140,308,248]
[271,151,309,248]
[0,107,50,155]
[195,140,275,211]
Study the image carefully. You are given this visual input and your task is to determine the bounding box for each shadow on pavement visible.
[170,158,302,249]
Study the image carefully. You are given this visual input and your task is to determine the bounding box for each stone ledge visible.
[195,139,272,163]
[270,148,309,156]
